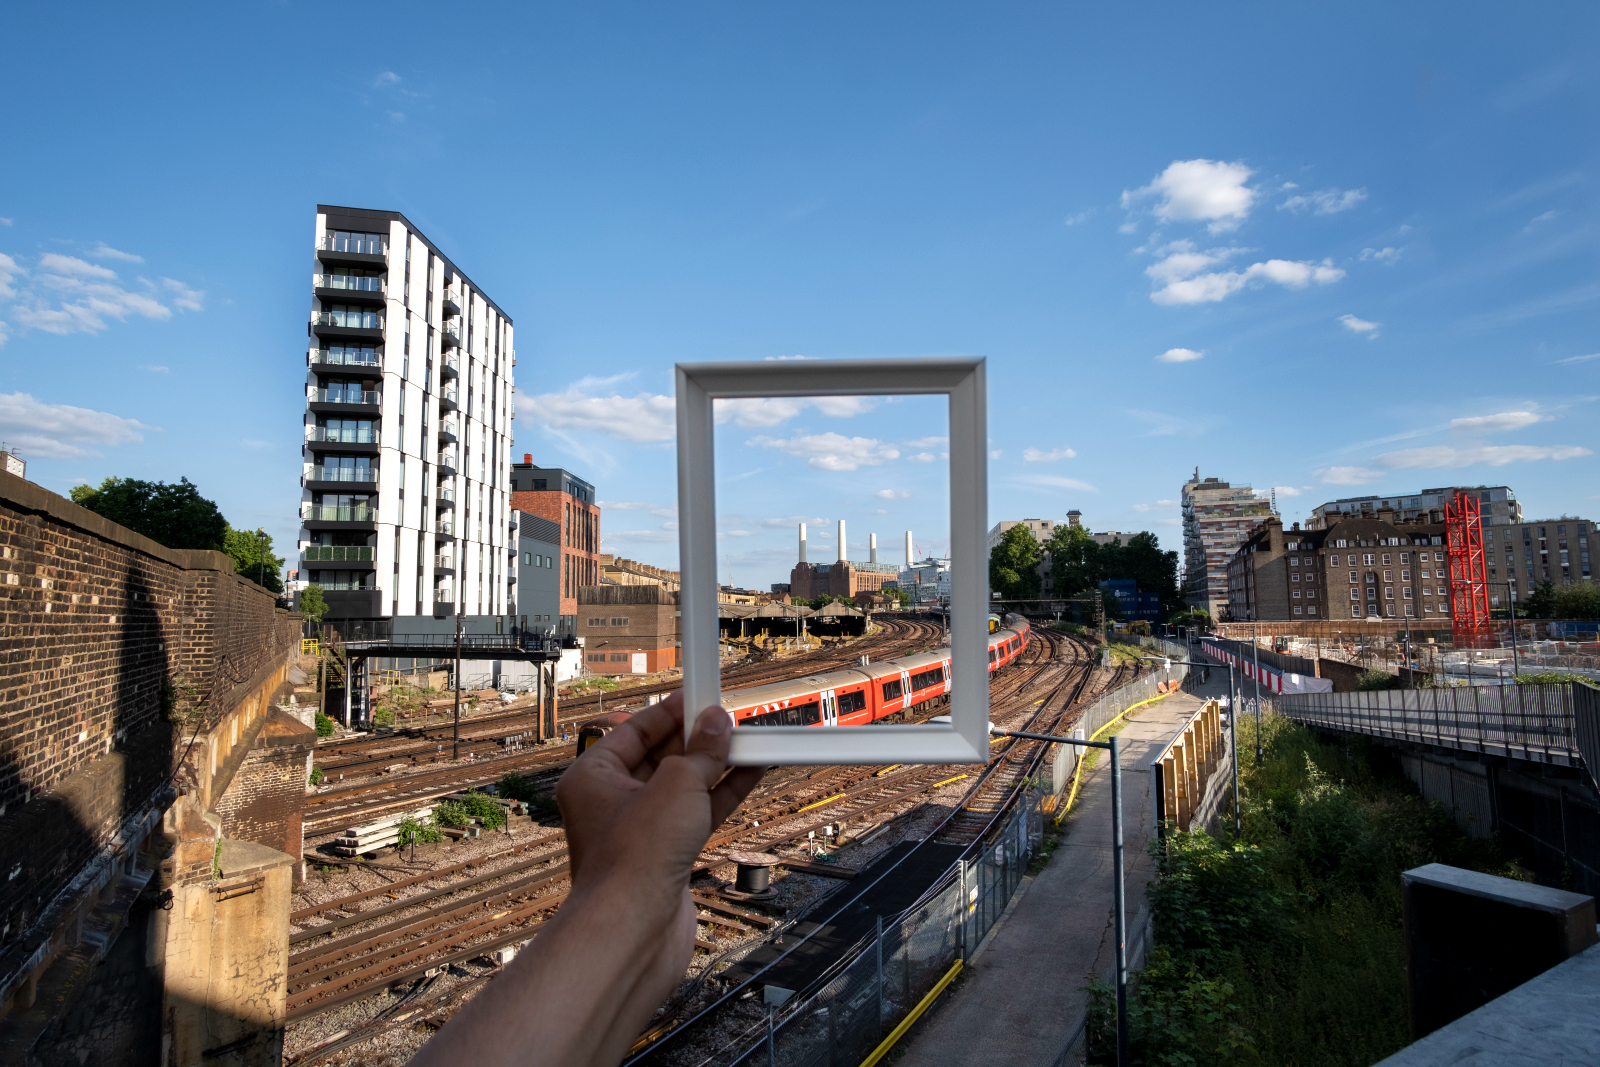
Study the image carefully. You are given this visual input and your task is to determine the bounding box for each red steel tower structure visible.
[1445,491,1492,649]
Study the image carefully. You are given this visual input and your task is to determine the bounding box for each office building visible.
[300,206,516,624]
[514,513,563,637]
[510,456,602,634]
[1489,518,1592,598]
[1182,471,1276,618]
[1307,485,1521,528]
[986,518,1059,552]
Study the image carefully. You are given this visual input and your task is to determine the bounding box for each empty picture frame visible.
[675,357,989,766]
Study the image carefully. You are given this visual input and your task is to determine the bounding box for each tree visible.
[1553,582,1600,620]
[223,525,285,593]
[299,584,329,631]
[71,476,226,551]
[1100,532,1182,618]
[989,524,1042,599]
[1523,580,1558,619]
[1044,523,1102,599]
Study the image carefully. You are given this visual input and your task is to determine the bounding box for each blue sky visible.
[1,3,1595,589]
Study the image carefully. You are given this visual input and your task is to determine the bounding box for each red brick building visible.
[577,584,680,674]
[510,456,601,631]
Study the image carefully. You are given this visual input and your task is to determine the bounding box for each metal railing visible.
[436,487,455,503]
[437,451,457,469]
[1279,684,1583,766]
[318,235,387,256]
[311,576,376,591]
[310,348,381,368]
[309,388,380,405]
[434,555,453,570]
[440,354,460,376]
[304,546,374,562]
[437,520,455,536]
[314,274,385,293]
[303,504,375,522]
[442,285,462,309]
[307,426,379,445]
[312,310,383,330]
[308,466,376,483]
[440,385,458,404]
[440,323,461,346]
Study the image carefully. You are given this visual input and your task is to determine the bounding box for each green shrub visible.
[1357,669,1400,691]
[314,711,335,737]
[436,791,507,830]
[397,814,442,847]
[373,706,395,726]
[498,772,537,801]
[309,767,324,786]
[1515,670,1594,686]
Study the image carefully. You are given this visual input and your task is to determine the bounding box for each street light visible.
[256,527,268,589]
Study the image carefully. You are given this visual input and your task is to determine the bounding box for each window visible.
[743,701,822,727]
[1350,588,1359,600]
[1308,606,1317,615]
[1401,569,1410,581]
[523,552,531,565]
[1366,573,1376,583]
[1385,587,1394,600]
[586,652,606,663]
[1435,552,1444,562]
[1367,587,1378,600]
[1383,569,1392,581]
[1363,554,1376,566]
[1349,570,1358,583]
[910,666,946,691]
[838,691,867,716]
[586,617,606,626]
[1403,586,1412,599]
[881,679,903,701]
[1292,572,1300,582]
[1294,606,1303,614]
[1293,589,1301,598]
[1290,557,1299,567]
[609,653,629,662]
[610,616,629,627]
[1386,605,1396,617]
[1400,552,1410,563]
[1307,589,1316,599]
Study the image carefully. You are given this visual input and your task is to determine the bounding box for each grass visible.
[1086,711,1519,1066]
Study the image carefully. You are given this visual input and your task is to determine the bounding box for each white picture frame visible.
[674,357,989,766]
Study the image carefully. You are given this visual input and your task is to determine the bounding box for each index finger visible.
[584,690,686,773]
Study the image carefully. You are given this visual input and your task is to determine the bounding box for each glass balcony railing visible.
[436,487,456,503]
[304,546,374,562]
[319,235,387,256]
[440,354,460,377]
[437,452,457,469]
[310,348,382,368]
[315,274,385,293]
[440,386,458,405]
[303,504,375,522]
[315,575,376,591]
[308,466,377,483]
[436,584,455,601]
[308,426,379,444]
[440,323,461,347]
[442,286,462,312]
[438,420,459,439]
[310,388,381,405]
[437,519,456,536]
[434,555,453,570]
[313,310,383,330]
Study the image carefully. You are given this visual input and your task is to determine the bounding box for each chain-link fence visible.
[725,793,1044,1067]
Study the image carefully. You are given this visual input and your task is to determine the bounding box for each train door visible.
[899,671,912,712]
[821,689,839,727]
[943,660,953,695]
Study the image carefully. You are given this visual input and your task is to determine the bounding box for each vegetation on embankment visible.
[1088,713,1522,1066]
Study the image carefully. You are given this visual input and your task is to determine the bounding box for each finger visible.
[587,693,685,771]
[708,766,765,828]
[678,705,735,791]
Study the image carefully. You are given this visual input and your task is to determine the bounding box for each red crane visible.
[1445,491,1493,649]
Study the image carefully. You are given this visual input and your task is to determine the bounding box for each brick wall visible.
[212,710,315,867]
[0,471,300,994]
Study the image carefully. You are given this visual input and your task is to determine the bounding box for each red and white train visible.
[723,615,1032,728]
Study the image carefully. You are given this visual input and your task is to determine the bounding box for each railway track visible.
[284,626,1120,1035]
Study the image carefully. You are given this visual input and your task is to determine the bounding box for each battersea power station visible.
[788,520,901,599]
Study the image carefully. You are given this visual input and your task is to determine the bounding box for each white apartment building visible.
[1182,471,1275,618]
[1307,485,1521,529]
[898,557,951,605]
[300,205,516,627]
[986,518,1059,552]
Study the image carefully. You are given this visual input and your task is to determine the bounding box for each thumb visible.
[681,705,733,789]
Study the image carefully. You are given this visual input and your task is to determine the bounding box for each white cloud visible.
[388,111,407,124]
[1157,347,1204,363]
[875,489,911,499]
[1359,246,1402,263]
[1523,210,1559,231]
[1338,313,1381,338]
[600,500,678,520]
[1131,498,1179,512]
[1063,210,1094,226]
[1016,474,1099,492]
[1123,409,1205,437]
[0,321,9,348]
[1148,255,1344,305]
[759,514,830,530]
[0,392,152,459]
[763,354,816,361]
[87,243,143,263]
[521,389,675,443]
[989,449,1003,460]
[37,253,117,280]
[375,71,402,87]
[906,452,937,463]
[746,432,900,471]
[721,529,753,538]
[0,218,12,226]
[1316,466,1385,485]
[1022,447,1077,462]
[0,253,18,300]
[160,277,204,312]
[1449,411,1551,433]
[1122,159,1257,233]
[1375,444,1591,469]
[1280,187,1368,215]
[1553,353,1600,365]
[1271,486,1303,497]
[905,436,947,448]
[712,395,876,429]
[139,364,169,374]
[1,253,203,339]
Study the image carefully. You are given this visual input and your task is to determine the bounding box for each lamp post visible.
[1251,625,1263,765]
[452,606,463,760]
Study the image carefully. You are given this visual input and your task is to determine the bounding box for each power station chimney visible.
[798,522,808,564]
[837,519,847,563]
[870,533,878,564]
[905,530,913,564]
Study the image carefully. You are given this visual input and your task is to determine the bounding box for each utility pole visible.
[452,606,463,760]
[1252,627,1263,766]
[256,527,267,590]
[1229,660,1241,840]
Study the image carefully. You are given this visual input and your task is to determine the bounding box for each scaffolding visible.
[1445,490,1493,649]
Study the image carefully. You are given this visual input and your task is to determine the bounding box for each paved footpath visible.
[896,662,1235,1067]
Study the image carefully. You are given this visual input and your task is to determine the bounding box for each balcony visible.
[435,489,456,509]
[317,234,388,268]
[306,465,377,490]
[440,354,460,379]
[433,599,455,618]
[309,348,382,374]
[440,323,461,349]
[436,451,457,475]
[439,385,458,412]
[441,286,461,318]
[437,421,458,444]
[314,273,386,307]
[311,309,384,340]
[304,545,374,563]
[302,504,376,527]
[306,426,380,454]
[309,387,381,416]
[436,520,456,540]
[434,554,454,573]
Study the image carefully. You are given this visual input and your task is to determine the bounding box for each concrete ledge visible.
[218,840,295,882]
[1376,941,1600,1066]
